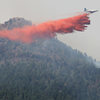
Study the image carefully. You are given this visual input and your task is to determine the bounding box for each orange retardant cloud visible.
[0,13,90,43]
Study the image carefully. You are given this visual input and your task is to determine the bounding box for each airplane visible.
[84,8,98,14]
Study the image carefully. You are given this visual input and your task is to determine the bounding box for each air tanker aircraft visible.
[84,8,98,14]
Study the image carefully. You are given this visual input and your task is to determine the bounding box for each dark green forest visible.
[0,18,100,100]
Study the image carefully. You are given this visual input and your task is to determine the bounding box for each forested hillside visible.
[0,18,100,100]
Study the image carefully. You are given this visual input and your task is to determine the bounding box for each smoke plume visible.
[0,13,90,43]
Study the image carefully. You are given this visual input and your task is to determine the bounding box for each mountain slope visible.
[0,18,100,100]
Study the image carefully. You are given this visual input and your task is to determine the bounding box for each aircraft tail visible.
[84,8,87,11]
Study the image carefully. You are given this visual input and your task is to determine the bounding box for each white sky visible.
[0,0,100,61]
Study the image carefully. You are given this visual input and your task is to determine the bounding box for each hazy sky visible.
[0,0,100,61]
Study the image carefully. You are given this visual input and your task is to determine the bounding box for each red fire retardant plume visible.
[0,13,90,43]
